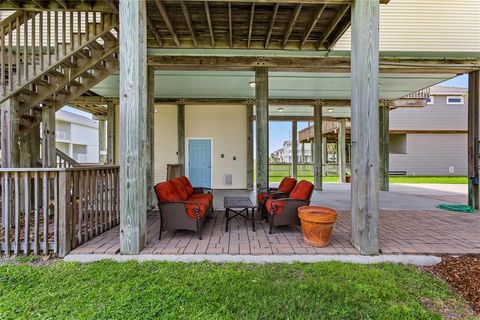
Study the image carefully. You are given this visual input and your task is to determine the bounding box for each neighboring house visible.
[389,86,467,176]
[273,141,312,163]
[55,109,100,164]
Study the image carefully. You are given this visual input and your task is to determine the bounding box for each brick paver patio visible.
[71,208,480,256]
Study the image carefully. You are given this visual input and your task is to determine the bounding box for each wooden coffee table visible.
[224,196,256,232]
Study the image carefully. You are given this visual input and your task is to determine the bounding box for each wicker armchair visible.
[154,176,213,240]
[265,180,314,234]
[257,177,297,219]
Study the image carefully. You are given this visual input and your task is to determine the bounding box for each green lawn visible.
[0,260,473,319]
[269,176,468,184]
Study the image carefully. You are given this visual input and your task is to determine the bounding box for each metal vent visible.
[224,174,233,186]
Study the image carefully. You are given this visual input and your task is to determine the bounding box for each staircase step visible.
[59,59,77,69]
[86,41,104,50]
[45,69,64,77]
[19,88,36,96]
[56,88,71,95]
[69,79,82,87]
[32,78,49,87]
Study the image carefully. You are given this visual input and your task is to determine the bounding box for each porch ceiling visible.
[90,70,456,101]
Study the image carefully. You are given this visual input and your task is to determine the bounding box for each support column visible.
[99,119,107,164]
[107,101,116,165]
[0,97,20,168]
[177,104,185,176]
[313,105,323,190]
[246,104,254,190]
[119,0,147,255]
[41,103,56,168]
[255,67,269,193]
[146,67,156,209]
[350,0,380,255]
[301,142,305,164]
[379,105,390,191]
[468,70,480,209]
[338,119,346,183]
[292,121,298,178]
[322,136,327,176]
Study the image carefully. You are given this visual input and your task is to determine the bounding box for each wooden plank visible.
[313,105,323,190]
[177,104,186,176]
[41,103,56,168]
[292,121,298,178]
[33,171,39,254]
[379,105,389,191]
[181,0,389,4]
[57,171,71,257]
[204,1,215,48]
[228,2,233,48]
[99,120,107,164]
[14,172,20,255]
[246,104,254,190]
[338,119,346,182]
[154,0,179,47]
[468,70,479,209]
[2,173,10,256]
[1,97,20,168]
[301,4,326,49]
[264,3,279,49]
[247,3,255,48]
[42,171,48,253]
[282,4,302,49]
[317,4,350,49]
[147,16,163,47]
[180,0,197,48]
[119,0,148,254]
[23,172,30,255]
[350,0,380,255]
[255,67,269,194]
[53,171,58,254]
[107,102,116,164]
[147,67,156,209]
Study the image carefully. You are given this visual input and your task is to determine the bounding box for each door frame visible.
[185,137,214,188]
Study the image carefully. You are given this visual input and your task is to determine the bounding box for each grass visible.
[0,260,472,319]
[269,175,468,184]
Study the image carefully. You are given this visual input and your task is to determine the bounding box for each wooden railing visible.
[56,149,80,168]
[402,87,431,99]
[0,166,119,257]
[269,162,351,178]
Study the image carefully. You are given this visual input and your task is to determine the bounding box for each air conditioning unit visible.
[224,174,233,186]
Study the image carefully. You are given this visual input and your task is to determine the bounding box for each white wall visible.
[153,105,178,183]
[70,123,99,163]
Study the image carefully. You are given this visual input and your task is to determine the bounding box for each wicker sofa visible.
[154,176,213,240]
[264,180,314,234]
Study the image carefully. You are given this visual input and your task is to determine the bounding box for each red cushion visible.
[257,192,273,205]
[169,178,189,201]
[154,182,181,203]
[278,177,297,194]
[289,180,314,200]
[179,176,194,196]
[265,199,286,215]
[188,193,212,204]
[184,202,208,220]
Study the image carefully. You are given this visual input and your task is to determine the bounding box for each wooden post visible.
[119,0,147,255]
[301,142,305,164]
[468,70,479,209]
[41,103,56,168]
[313,104,323,190]
[379,105,390,191]
[338,119,346,182]
[255,67,269,194]
[147,67,156,209]
[107,101,116,165]
[292,121,298,178]
[58,171,71,257]
[350,0,380,255]
[1,97,20,168]
[246,103,254,190]
[322,137,327,176]
[177,104,185,176]
[99,119,107,164]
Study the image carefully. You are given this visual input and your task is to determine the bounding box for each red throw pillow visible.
[289,180,314,200]
[179,176,194,196]
[169,178,189,201]
[154,182,181,203]
[277,177,297,194]
[265,199,286,215]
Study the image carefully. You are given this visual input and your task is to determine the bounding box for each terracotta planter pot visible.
[298,206,337,247]
[345,176,351,183]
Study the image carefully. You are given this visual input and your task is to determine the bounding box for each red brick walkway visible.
[71,209,480,256]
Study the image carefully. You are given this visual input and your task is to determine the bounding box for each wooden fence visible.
[269,163,350,177]
[0,166,119,257]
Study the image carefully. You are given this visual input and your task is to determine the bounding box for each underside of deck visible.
[71,186,480,256]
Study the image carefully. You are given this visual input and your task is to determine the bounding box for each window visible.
[390,134,407,154]
[426,96,434,104]
[446,96,464,105]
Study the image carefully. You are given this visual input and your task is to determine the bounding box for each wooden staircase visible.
[0,10,119,126]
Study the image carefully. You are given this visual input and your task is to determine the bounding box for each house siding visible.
[390,134,467,176]
[153,105,178,183]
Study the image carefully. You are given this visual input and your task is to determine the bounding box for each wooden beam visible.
[204,1,215,48]
[468,70,479,209]
[228,2,233,48]
[183,1,390,4]
[178,104,186,176]
[99,119,108,164]
[313,104,323,190]
[41,103,56,168]
[317,4,350,49]
[147,16,163,47]
[255,67,269,194]
[247,3,255,48]
[0,97,20,168]
[350,0,380,255]
[292,121,298,178]
[154,0,180,47]
[0,0,155,11]
[283,4,302,49]
[180,0,198,48]
[338,119,346,182]
[264,3,279,49]
[147,67,156,209]
[379,105,389,191]
[300,4,326,49]
[107,101,116,165]
[119,0,147,255]
[246,104,254,190]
